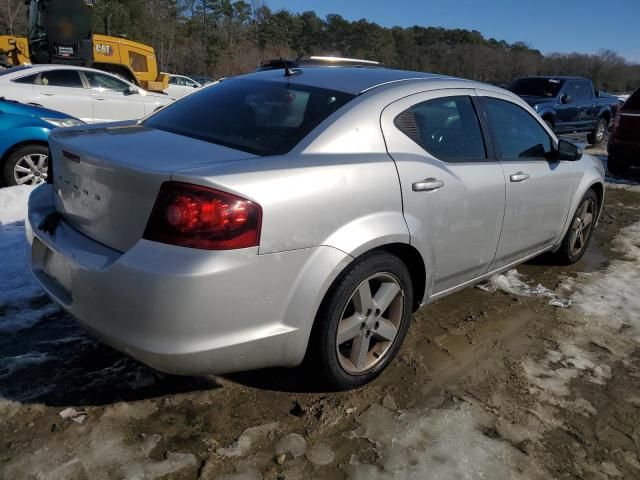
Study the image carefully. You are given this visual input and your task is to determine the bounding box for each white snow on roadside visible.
[346,403,547,479]
[0,185,58,332]
[606,179,640,194]
[347,222,640,479]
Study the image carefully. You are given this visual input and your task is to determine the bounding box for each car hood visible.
[0,99,72,119]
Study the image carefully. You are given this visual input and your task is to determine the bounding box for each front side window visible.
[85,72,129,93]
[38,70,84,88]
[144,79,354,156]
[484,97,553,159]
[568,81,592,102]
[394,96,486,162]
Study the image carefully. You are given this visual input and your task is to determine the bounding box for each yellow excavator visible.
[0,0,168,92]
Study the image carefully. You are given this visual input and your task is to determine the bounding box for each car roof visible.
[235,67,465,95]
[5,64,127,76]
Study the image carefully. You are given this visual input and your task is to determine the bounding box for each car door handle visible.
[42,92,55,96]
[94,97,106,100]
[510,172,530,182]
[412,178,445,192]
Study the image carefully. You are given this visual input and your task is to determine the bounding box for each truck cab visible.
[509,76,619,144]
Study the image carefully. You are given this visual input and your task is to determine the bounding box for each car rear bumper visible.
[27,185,350,375]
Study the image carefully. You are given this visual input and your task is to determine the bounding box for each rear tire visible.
[2,144,49,187]
[552,190,598,265]
[587,118,607,145]
[308,251,413,390]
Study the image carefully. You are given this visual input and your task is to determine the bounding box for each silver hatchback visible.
[27,67,605,388]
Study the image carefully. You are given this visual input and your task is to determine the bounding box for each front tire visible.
[553,190,598,265]
[587,118,607,145]
[309,252,413,390]
[2,145,49,187]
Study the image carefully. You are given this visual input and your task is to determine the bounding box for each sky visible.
[263,0,640,63]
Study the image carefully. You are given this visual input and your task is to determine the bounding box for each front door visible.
[477,90,577,270]
[381,89,506,296]
[83,71,146,122]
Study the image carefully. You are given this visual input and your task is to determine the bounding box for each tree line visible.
[2,0,639,92]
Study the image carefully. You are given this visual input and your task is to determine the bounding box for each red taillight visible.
[143,182,262,250]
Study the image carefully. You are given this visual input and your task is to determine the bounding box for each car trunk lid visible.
[49,123,257,252]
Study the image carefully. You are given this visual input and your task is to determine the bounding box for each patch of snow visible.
[606,180,640,193]
[274,433,307,458]
[305,443,335,466]
[217,423,279,458]
[0,185,58,332]
[346,403,547,479]
[477,269,571,307]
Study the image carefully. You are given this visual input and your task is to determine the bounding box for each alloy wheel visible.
[569,199,595,257]
[596,121,606,142]
[336,272,404,374]
[14,153,48,185]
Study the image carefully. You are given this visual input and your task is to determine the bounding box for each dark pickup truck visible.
[509,76,619,144]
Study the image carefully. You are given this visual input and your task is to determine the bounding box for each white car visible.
[164,74,202,99]
[0,65,172,123]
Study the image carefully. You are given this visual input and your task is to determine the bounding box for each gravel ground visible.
[1,140,639,480]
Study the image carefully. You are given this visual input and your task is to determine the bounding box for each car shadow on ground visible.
[0,309,220,407]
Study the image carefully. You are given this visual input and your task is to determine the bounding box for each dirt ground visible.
[1,143,640,479]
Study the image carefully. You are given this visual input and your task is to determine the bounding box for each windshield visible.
[144,78,355,156]
[509,78,565,97]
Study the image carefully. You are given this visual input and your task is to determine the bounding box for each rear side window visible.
[623,89,640,111]
[394,96,486,162]
[484,97,553,159]
[13,73,40,84]
[38,70,84,88]
[144,79,354,156]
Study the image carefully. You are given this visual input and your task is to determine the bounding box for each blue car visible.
[0,98,83,186]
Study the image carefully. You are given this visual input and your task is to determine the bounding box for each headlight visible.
[41,118,85,128]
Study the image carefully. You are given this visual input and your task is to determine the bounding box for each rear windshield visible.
[623,89,640,111]
[144,79,355,156]
[509,78,565,98]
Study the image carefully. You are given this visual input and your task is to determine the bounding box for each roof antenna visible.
[280,56,294,77]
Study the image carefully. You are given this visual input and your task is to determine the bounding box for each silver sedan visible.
[27,67,605,389]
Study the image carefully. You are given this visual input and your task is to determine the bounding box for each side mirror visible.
[560,94,572,104]
[125,85,139,95]
[557,139,582,161]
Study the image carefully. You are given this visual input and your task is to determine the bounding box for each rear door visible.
[477,90,577,270]
[83,71,145,122]
[32,69,93,123]
[381,89,506,295]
